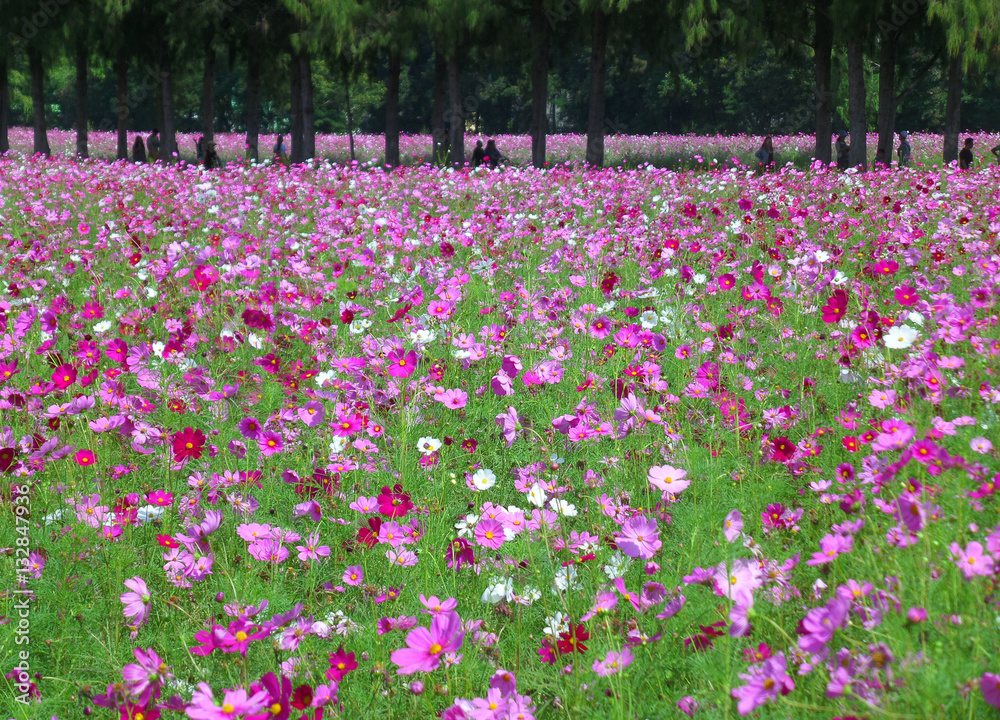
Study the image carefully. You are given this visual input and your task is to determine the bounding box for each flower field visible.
[8,126,1000,169]
[1,151,1000,720]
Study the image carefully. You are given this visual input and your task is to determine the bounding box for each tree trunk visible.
[301,53,315,160]
[447,56,464,166]
[530,1,550,168]
[75,42,88,159]
[586,9,608,167]
[290,51,303,163]
[115,52,129,160]
[202,32,215,144]
[246,34,260,161]
[343,64,355,162]
[385,51,401,168]
[0,56,10,155]
[846,37,866,169]
[28,47,49,157]
[431,51,447,161]
[160,57,176,162]
[875,28,897,167]
[813,0,833,163]
[942,53,963,164]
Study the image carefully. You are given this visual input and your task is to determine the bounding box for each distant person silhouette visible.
[836,131,850,170]
[147,129,160,163]
[471,140,485,168]
[203,141,221,170]
[897,131,911,167]
[485,139,502,169]
[132,136,146,164]
[196,135,205,162]
[959,138,974,170]
[755,136,774,172]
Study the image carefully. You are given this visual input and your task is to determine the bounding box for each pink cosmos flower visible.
[474,517,506,549]
[723,510,743,542]
[390,611,465,675]
[298,401,325,427]
[731,652,794,715]
[982,672,1000,709]
[439,388,468,409]
[970,437,994,454]
[419,594,458,615]
[258,431,284,456]
[121,576,152,629]
[806,533,853,566]
[121,647,173,705]
[343,565,364,585]
[186,682,269,720]
[295,531,331,562]
[616,515,661,560]
[950,541,994,579]
[647,465,689,494]
[592,647,634,676]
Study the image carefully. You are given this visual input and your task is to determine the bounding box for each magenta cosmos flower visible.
[386,349,418,378]
[390,610,465,675]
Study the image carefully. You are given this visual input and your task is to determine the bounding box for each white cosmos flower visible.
[542,612,570,636]
[416,436,442,455]
[693,273,707,284]
[455,513,478,537]
[639,310,658,329]
[552,564,581,592]
[907,311,924,326]
[93,320,112,333]
[884,325,919,350]
[603,551,633,580]
[348,318,372,335]
[471,468,496,491]
[481,577,514,604]
[137,505,165,523]
[248,333,264,349]
[329,437,347,454]
[526,483,547,508]
[549,499,577,517]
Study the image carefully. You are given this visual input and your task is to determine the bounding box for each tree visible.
[927,0,1000,163]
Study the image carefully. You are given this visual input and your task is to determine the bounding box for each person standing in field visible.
[132,136,146,164]
[203,141,221,170]
[147,129,160,163]
[959,137,974,170]
[485,139,502,169]
[836,131,850,170]
[273,135,287,163]
[471,140,485,168]
[897,131,911,167]
[990,142,999,164]
[755,136,774,173]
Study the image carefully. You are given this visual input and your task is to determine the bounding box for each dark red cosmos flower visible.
[771,436,795,462]
[556,623,589,655]
[446,537,475,570]
[0,447,16,473]
[172,427,206,462]
[600,271,619,295]
[440,242,455,257]
[377,484,413,518]
[340,309,355,325]
[461,438,478,454]
[356,517,382,548]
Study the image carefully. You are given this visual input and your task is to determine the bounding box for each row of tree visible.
[1,0,998,167]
